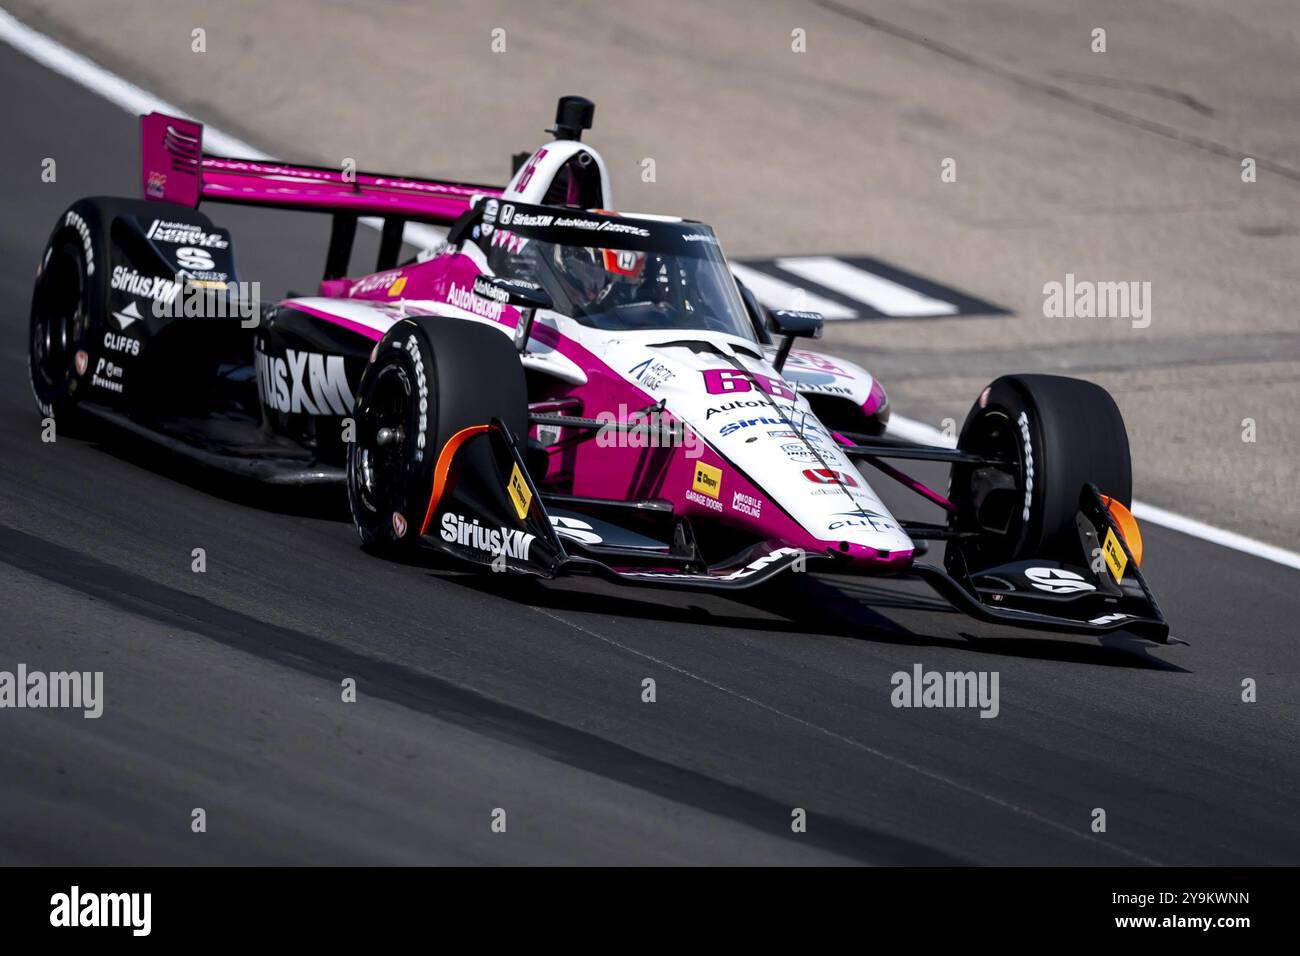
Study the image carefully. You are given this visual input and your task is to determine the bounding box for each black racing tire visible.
[947,374,1132,572]
[347,318,527,555]
[28,206,107,424]
[29,196,199,425]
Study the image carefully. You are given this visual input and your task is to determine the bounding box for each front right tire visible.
[947,373,1132,572]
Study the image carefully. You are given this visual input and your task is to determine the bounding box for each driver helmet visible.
[551,209,647,309]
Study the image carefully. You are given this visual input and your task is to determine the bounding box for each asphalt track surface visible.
[1,41,1298,866]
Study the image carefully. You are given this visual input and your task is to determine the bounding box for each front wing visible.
[424,421,1170,641]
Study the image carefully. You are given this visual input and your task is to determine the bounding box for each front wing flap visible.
[914,485,1170,641]
[567,543,828,591]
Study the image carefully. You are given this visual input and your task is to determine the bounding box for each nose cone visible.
[613,336,915,561]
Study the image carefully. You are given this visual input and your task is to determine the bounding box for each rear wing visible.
[140,111,503,276]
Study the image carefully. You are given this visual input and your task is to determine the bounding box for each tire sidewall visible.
[347,322,438,553]
[29,202,111,420]
[951,374,1131,568]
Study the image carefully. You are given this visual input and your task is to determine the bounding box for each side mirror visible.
[472,275,553,352]
[767,309,824,371]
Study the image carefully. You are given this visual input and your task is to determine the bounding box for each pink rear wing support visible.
[140,111,504,276]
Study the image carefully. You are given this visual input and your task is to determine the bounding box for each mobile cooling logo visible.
[145,218,229,249]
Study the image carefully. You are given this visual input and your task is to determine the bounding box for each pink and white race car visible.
[28,97,1168,640]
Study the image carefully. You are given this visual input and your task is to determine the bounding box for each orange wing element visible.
[419,424,491,535]
[1100,495,1143,567]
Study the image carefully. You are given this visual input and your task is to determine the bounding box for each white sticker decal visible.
[1025,567,1095,594]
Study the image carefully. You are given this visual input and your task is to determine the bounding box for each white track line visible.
[728,262,858,320]
[2,6,1295,572]
[889,414,1300,572]
[777,255,957,317]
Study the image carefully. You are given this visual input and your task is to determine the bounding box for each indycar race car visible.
[27,96,1169,641]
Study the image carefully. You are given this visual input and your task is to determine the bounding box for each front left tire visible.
[347,317,527,555]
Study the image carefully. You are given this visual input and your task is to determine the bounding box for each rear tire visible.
[29,196,203,426]
[947,374,1131,572]
[347,318,527,555]
[29,231,95,424]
